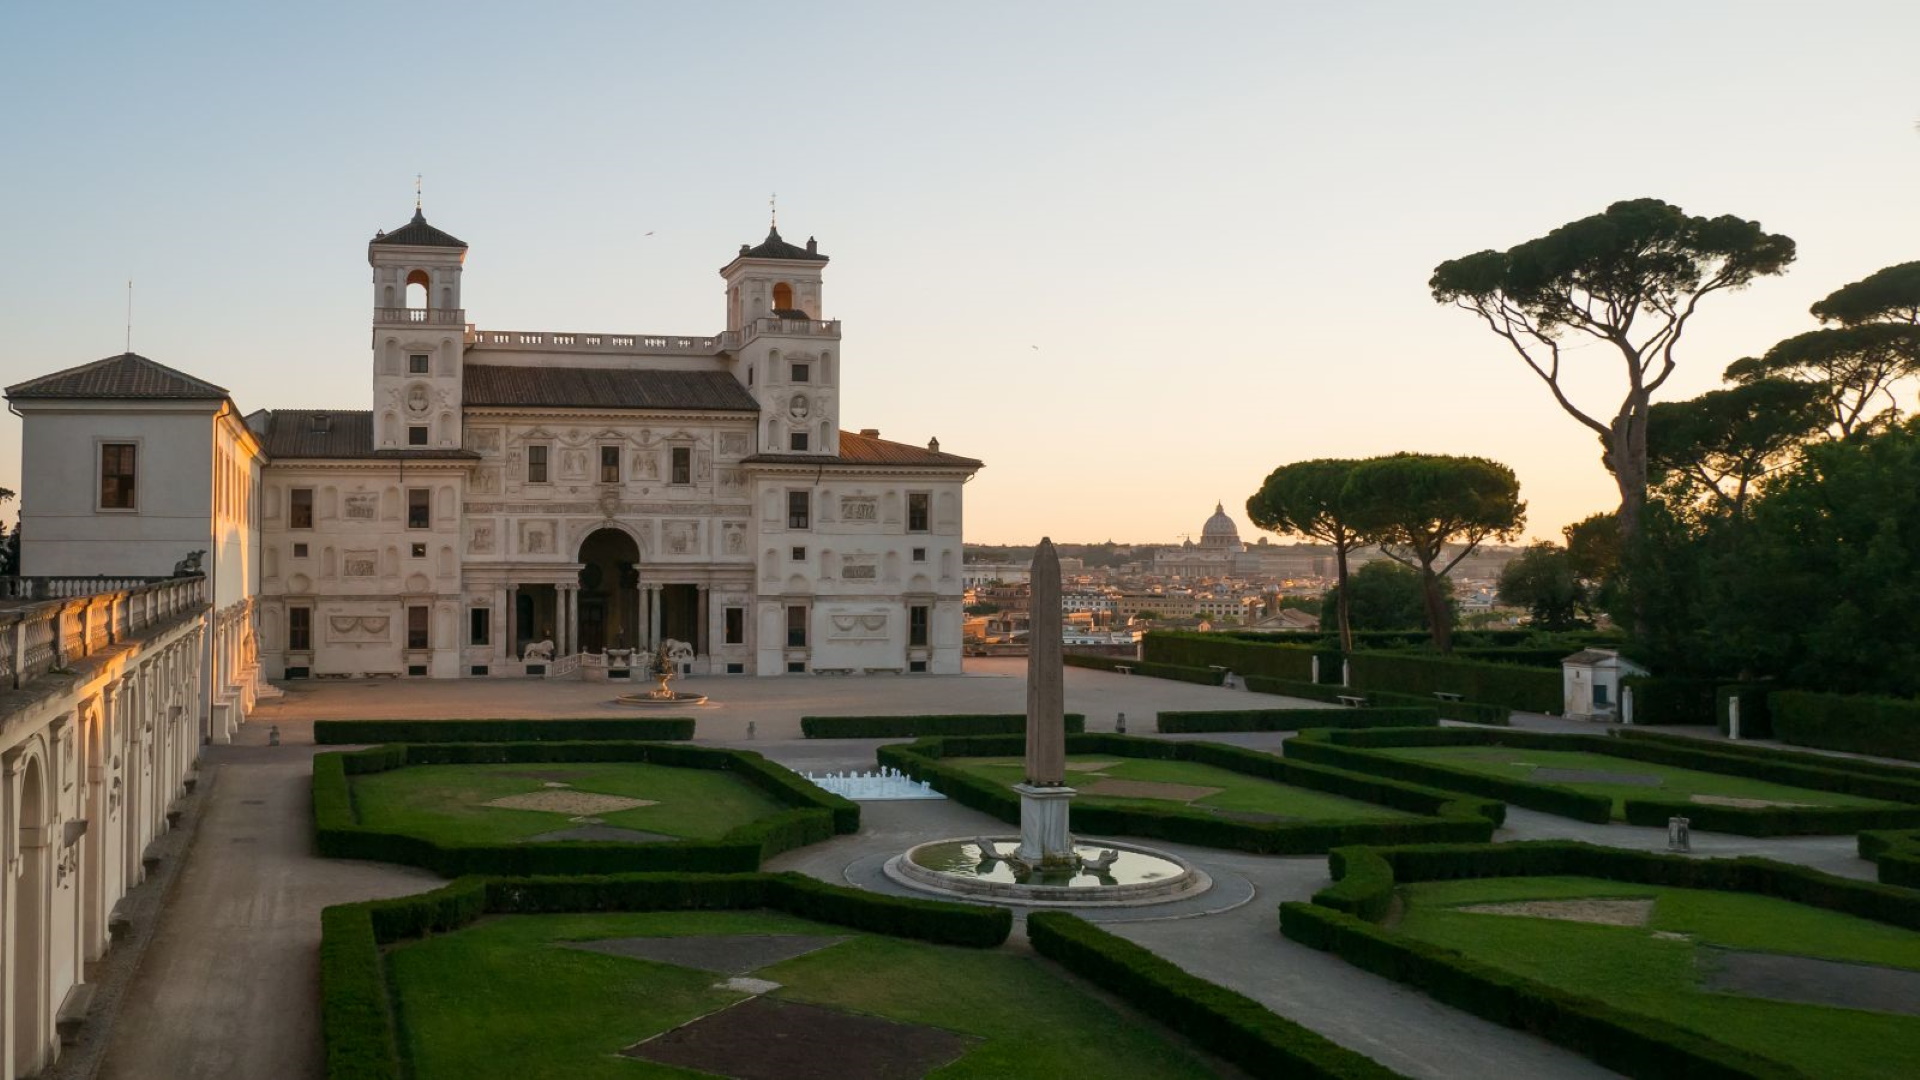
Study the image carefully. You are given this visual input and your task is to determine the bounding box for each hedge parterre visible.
[799,713,1086,739]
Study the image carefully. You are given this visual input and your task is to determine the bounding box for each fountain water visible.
[612,640,708,706]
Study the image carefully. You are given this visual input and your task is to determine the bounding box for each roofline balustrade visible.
[461,316,839,355]
[0,576,208,691]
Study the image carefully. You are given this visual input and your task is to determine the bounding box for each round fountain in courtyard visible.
[611,641,708,707]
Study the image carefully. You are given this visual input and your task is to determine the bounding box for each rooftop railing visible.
[462,316,840,355]
[374,307,468,325]
[0,576,208,691]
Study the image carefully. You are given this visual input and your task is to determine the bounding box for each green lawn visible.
[949,754,1417,821]
[386,910,1224,1079]
[348,762,790,844]
[1389,876,1920,1080]
[1376,746,1902,818]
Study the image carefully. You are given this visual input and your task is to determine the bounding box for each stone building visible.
[6,208,982,680]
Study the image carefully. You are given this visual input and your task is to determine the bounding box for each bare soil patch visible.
[1457,898,1656,927]
[624,996,978,1080]
[1699,948,1920,1017]
[1081,779,1224,803]
[482,791,655,815]
[494,769,588,783]
[1065,761,1124,773]
[563,933,849,975]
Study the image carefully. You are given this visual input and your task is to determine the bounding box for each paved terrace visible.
[88,660,1907,1080]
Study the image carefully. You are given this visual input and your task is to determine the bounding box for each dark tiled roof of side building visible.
[732,226,828,263]
[464,365,761,412]
[6,353,229,400]
[257,410,479,460]
[745,430,982,468]
[370,209,468,249]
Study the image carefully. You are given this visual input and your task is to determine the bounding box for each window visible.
[287,607,312,652]
[670,446,692,485]
[99,442,137,509]
[292,542,309,558]
[407,605,429,649]
[527,444,549,483]
[289,487,314,529]
[910,605,929,647]
[790,546,806,561]
[470,607,491,646]
[408,353,430,374]
[600,445,621,483]
[408,425,428,446]
[410,543,426,558]
[908,492,930,532]
[912,547,926,562]
[789,431,809,452]
[407,488,431,529]
[1594,683,1611,707]
[791,362,810,383]
[747,366,754,387]
[787,490,810,530]
[786,605,808,647]
[724,607,745,645]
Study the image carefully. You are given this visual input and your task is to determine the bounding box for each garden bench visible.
[1434,691,1464,703]
[1337,694,1369,708]
[1112,664,1135,675]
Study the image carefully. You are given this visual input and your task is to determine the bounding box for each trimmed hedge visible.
[1613,728,1920,782]
[313,717,695,745]
[1773,689,1920,762]
[1287,725,1920,834]
[1156,707,1438,733]
[1346,652,1561,714]
[1714,683,1773,740]
[1860,829,1920,888]
[313,741,858,876]
[1281,841,1920,1079]
[322,871,1013,1080]
[1063,653,1226,685]
[1621,676,1718,726]
[876,732,1501,854]
[800,713,1086,739]
[1142,630,1318,681]
[1028,912,1404,1079]
[1244,674,1349,703]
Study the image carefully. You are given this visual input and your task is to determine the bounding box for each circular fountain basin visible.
[612,691,708,707]
[885,838,1209,907]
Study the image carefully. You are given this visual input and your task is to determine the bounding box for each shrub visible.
[1027,912,1402,1079]
[313,717,694,744]
[1712,683,1773,739]
[1064,653,1226,685]
[320,905,400,1080]
[1156,707,1437,733]
[800,713,1086,739]
[1773,690,1920,762]
[312,741,857,875]
[1860,829,1920,888]
[1346,652,1561,713]
[1621,676,1718,726]
[1244,675,1350,703]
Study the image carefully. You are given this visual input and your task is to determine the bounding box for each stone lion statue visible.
[522,639,555,663]
[661,639,695,664]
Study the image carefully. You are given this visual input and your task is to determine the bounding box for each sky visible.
[2,2,1917,544]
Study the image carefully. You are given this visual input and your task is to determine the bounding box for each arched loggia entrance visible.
[12,753,50,1077]
[577,528,641,653]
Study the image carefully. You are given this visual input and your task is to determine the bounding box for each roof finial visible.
[769,191,777,231]
[415,173,423,213]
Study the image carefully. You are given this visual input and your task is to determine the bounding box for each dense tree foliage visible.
[1645,377,1826,516]
[1320,559,1452,633]
[1343,454,1525,652]
[1246,459,1381,654]
[1497,543,1590,631]
[1431,198,1795,561]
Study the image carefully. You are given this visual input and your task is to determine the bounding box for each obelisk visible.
[1015,538,1076,866]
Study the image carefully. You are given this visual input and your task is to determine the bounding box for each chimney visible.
[806,237,818,254]
[859,428,880,438]
[927,436,940,453]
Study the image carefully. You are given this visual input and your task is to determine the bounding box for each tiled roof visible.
[733,226,827,263]
[258,410,479,460]
[371,209,468,249]
[746,430,982,469]
[6,353,229,401]
[464,365,760,412]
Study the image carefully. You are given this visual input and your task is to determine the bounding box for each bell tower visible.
[368,204,468,450]
[720,222,840,456]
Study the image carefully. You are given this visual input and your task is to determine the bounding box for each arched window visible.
[405,268,431,309]
[772,282,793,311]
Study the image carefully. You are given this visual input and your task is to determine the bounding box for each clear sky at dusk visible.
[3,2,1916,544]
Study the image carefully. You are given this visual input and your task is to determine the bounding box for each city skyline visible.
[3,2,1917,544]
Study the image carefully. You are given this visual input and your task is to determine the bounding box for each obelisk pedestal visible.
[1016,537,1077,867]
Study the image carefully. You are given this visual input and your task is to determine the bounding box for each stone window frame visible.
[907,491,931,533]
[723,606,746,646]
[526,443,551,485]
[669,445,693,486]
[598,444,622,484]
[407,353,431,375]
[96,437,141,513]
[286,604,313,652]
[406,604,430,650]
[289,487,315,529]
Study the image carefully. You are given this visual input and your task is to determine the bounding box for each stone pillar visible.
[491,586,507,663]
[648,584,664,647]
[506,585,519,659]
[696,586,710,657]
[560,585,577,656]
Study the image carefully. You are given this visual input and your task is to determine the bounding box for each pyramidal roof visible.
[733,225,827,263]
[6,353,228,401]
[371,208,467,249]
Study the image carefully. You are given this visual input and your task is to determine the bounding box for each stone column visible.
[696,586,710,658]
[560,585,577,656]
[1015,537,1075,866]
[648,584,664,647]
[491,586,507,663]
[505,585,519,660]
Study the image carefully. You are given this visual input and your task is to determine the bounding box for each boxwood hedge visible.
[1772,689,1920,763]
[800,713,1086,739]
[1281,841,1920,1079]
[313,717,695,744]
[1860,828,1920,888]
[323,871,1013,1080]
[313,740,858,876]
[1155,707,1438,733]
[1713,683,1773,739]
[1141,631,1321,681]
[1346,652,1561,714]
[1027,911,1404,1079]
[1620,676,1718,726]
[875,732,1501,854]
[1242,671,1512,725]
[1062,653,1226,684]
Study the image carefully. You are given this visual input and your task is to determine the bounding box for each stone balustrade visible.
[462,316,840,355]
[0,576,208,691]
[373,307,468,325]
